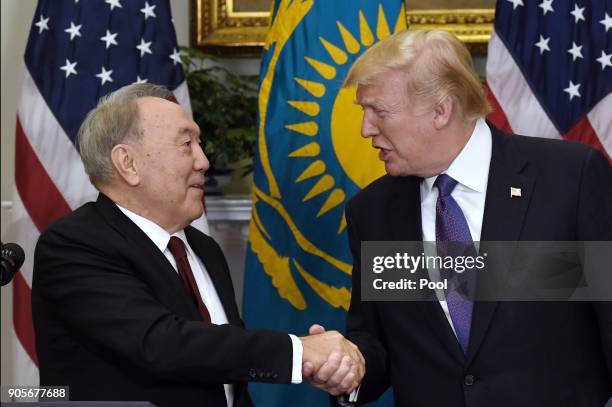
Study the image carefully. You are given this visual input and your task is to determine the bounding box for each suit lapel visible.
[185,227,242,325]
[95,194,201,320]
[387,176,422,242]
[389,177,466,363]
[467,125,535,363]
[480,127,534,243]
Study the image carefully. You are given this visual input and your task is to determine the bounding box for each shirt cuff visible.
[289,334,303,384]
[349,386,360,402]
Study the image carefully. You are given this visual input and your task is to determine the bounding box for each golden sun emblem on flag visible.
[249,0,406,311]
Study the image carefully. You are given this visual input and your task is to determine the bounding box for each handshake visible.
[299,324,365,396]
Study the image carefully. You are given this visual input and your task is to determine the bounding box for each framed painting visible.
[191,0,495,57]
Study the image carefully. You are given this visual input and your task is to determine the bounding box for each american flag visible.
[11,0,204,388]
[486,0,611,160]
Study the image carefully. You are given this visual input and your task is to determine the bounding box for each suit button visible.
[248,368,257,379]
[464,374,474,386]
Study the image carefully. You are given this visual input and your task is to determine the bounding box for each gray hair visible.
[77,83,174,187]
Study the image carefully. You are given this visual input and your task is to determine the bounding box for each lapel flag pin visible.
[510,187,522,198]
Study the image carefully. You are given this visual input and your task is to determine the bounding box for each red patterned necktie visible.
[167,236,211,323]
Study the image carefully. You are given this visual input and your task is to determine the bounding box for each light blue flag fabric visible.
[244,1,406,405]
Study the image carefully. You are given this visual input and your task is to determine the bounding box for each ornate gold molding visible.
[191,0,268,57]
[191,0,494,57]
[407,8,493,55]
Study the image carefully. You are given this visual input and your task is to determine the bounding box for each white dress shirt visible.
[420,118,492,334]
[117,205,303,406]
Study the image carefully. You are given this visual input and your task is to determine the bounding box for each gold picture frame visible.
[190,0,495,57]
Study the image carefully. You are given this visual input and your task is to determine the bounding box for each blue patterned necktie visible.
[434,174,477,354]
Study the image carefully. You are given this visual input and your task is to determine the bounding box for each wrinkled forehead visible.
[136,96,198,134]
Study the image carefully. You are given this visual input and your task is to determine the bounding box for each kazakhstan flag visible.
[244,1,406,405]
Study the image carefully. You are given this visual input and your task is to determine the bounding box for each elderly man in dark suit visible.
[308,29,612,406]
[32,83,364,407]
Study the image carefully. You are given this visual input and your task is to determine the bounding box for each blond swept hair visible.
[78,83,173,187]
[344,29,490,121]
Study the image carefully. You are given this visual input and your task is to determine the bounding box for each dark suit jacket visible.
[344,125,612,406]
[32,193,293,407]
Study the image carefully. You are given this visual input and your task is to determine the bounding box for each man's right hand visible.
[300,325,364,395]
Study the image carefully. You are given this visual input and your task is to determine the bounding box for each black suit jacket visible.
[33,194,293,407]
[344,125,612,406]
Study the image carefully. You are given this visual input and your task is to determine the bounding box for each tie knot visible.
[434,174,458,197]
[167,236,187,261]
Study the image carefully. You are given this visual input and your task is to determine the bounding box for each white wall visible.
[1,0,38,390]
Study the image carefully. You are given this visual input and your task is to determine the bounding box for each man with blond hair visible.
[32,83,364,406]
[312,29,611,406]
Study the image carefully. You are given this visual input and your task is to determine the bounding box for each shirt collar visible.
[422,118,492,195]
[116,204,187,252]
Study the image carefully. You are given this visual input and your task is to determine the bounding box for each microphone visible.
[1,242,25,286]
